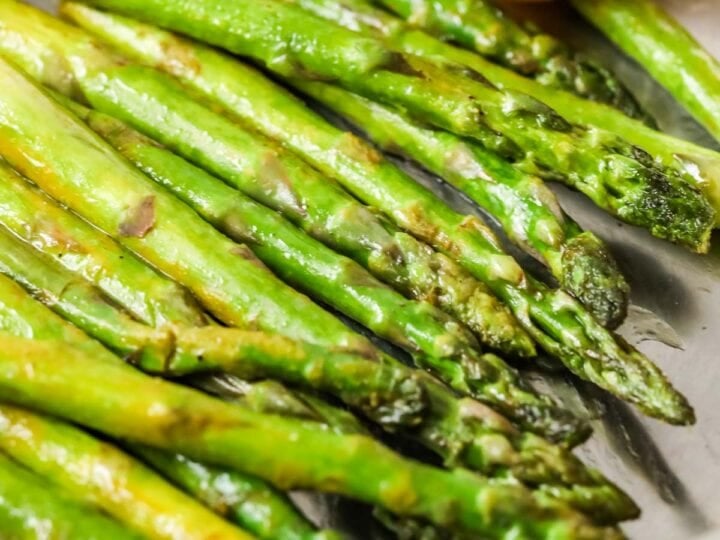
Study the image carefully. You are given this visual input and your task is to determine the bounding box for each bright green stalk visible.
[0,223,425,427]
[57,5,625,330]
[0,268,637,524]
[572,0,720,144]
[0,451,141,540]
[278,0,714,251]
[133,447,339,540]
[0,141,600,488]
[65,0,716,251]
[0,405,255,540]
[0,225,174,363]
[72,101,579,439]
[0,58,377,362]
[32,3,695,424]
[0,266,346,539]
[54,4,534,360]
[385,26,720,226]
[276,0,720,225]
[296,81,630,328]
[0,335,614,539]
[0,169,205,331]
[372,0,649,122]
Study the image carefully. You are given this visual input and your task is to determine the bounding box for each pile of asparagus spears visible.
[0,0,715,537]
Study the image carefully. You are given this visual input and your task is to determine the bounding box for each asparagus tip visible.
[560,232,629,329]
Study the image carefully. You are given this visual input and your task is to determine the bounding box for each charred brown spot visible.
[159,36,203,77]
[119,196,156,238]
[383,52,424,78]
[230,244,267,269]
[337,132,382,165]
[256,151,305,217]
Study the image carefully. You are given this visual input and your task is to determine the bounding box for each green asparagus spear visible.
[133,447,339,540]
[0,142,601,491]
[0,451,141,540]
[52,5,534,360]
[571,0,720,144]
[0,224,426,426]
[296,80,629,328]
[35,3,695,423]
[71,100,580,438]
[0,257,344,539]
[372,0,649,122]
[0,266,638,524]
[66,0,715,251]
[71,0,719,228]
[0,335,615,539]
[0,225,174,363]
[274,0,720,225]
[279,0,714,251]
[0,59,379,361]
[0,405,255,540]
[56,5,626,329]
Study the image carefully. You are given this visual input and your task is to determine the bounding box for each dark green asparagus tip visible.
[618,156,715,253]
[540,53,654,127]
[560,232,629,329]
[514,401,593,448]
[370,371,428,428]
[539,481,640,526]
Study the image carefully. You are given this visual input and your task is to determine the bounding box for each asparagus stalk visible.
[0,258,344,539]
[54,5,535,361]
[0,227,426,427]
[133,447,339,540]
[37,4,695,423]
[0,405,255,540]
[275,0,720,224]
[73,0,719,228]
[71,101,580,438]
[0,335,614,539]
[57,5,626,329]
[296,81,630,328]
[571,0,720,144]
[66,0,716,251]
[0,225,174,364]
[0,451,141,540]
[372,0,649,122]
[0,153,605,494]
[0,57,379,361]
[281,0,714,251]
[0,265,637,524]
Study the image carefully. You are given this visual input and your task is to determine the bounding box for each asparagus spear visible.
[0,266,638,524]
[71,0,720,227]
[34,4,695,423]
[54,6,534,361]
[280,0,714,251]
[133,447,339,540]
[0,57,381,361]
[0,151,605,493]
[0,336,614,539]
[372,0,649,122]
[296,81,629,328]
[0,405,255,540]
[0,227,426,427]
[70,100,580,438]
[0,451,141,540]
[66,0,716,251]
[571,0,720,144]
[0,253,344,539]
[0,225,175,364]
[271,0,720,225]
[57,5,626,329]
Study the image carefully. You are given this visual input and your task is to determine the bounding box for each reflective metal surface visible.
[25,1,720,538]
